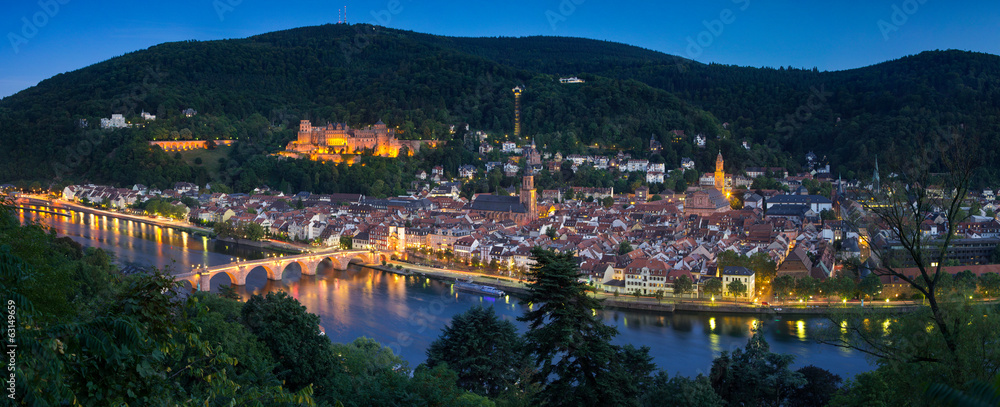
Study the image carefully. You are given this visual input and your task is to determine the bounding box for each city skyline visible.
[2,0,999,98]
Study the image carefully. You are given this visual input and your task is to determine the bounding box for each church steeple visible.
[873,155,881,192]
[715,151,726,193]
[520,175,537,224]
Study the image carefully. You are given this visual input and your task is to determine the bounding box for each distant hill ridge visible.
[1,24,998,186]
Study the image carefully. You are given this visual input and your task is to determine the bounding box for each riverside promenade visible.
[384,259,925,315]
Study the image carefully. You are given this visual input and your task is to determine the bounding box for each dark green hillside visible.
[425,34,1000,182]
[1,24,998,188]
[0,24,726,186]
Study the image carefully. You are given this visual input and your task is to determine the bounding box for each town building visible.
[465,175,538,225]
[100,114,129,129]
[721,266,756,298]
[766,195,833,213]
[685,189,730,216]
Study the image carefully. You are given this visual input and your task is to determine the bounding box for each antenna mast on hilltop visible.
[337,5,348,24]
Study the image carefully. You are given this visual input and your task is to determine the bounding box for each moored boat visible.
[454,280,505,297]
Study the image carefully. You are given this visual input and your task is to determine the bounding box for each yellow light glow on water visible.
[882,319,891,332]
[709,317,716,330]
[796,320,806,340]
[841,320,848,334]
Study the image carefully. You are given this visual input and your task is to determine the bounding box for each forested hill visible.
[425,34,1000,182]
[0,23,724,183]
[1,23,999,186]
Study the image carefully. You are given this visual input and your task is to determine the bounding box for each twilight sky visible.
[1,0,998,99]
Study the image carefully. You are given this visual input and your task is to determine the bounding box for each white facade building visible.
[100,114,129,129]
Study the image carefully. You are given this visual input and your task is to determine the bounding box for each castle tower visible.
[520,175,537,221]
[715,151,726,192]
[512,86,523,138]
[298,120,313,143]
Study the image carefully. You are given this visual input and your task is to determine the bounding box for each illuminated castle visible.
[285,120,403,158]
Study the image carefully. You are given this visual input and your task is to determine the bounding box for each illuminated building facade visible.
[513,86,523,138]
[285,120,403,158]
[715,151,727,194]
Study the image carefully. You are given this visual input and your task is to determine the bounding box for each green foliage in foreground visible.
[0,204,488,406]
[426,305,530,398]
[7,199,999,407]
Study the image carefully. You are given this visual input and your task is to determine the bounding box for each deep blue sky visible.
[2,0,998,99]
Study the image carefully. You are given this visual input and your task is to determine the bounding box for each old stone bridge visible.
[173,248,392,291]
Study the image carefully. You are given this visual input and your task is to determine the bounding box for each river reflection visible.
[16,204,873,378]
[16,205,278,270]
[229,264,873,378]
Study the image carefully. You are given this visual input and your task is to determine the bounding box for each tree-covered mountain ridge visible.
[0,23,726,183]
[1,23,998,185]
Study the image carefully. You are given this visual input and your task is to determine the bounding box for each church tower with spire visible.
[873,155,881,192]
[520,175,537,221]
[714,151,727,193]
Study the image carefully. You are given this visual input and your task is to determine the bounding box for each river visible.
[15,204,873,378]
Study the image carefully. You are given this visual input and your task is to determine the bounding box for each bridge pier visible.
[301,260,318,276]
[199,274,211,292]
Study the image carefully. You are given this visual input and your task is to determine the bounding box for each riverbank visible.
[17,196,212,235]
[216,237,305,254]
[16,195,312,254]
[383,260,930,315]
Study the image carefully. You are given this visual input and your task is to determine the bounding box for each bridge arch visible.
[244,265,277,284]
[324,253,374,271]
[209,271,238,291]
[279,260,307,280]
[178,278,197,292]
